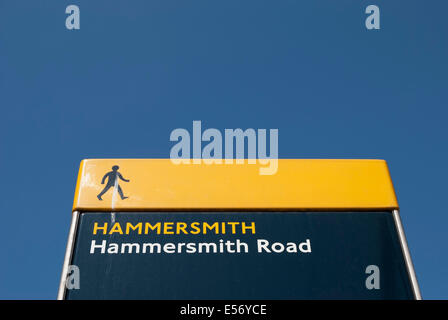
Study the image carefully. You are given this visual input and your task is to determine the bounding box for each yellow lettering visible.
[126,222,142,234]
[242,222,256,234]
[191,222,201,234]
[203,222,219,234]
[93,222,108,235]
[176,222,188,234]
[109,222,123,235]
[145,222,161,234]
[228,222,239,234]
[164,222,174,234]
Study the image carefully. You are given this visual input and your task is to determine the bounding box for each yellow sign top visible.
[72,159,398,211]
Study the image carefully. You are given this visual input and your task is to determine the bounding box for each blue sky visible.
[0,1,447,299]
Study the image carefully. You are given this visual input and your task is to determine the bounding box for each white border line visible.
[57,211,80,300]
[392,209,422,299]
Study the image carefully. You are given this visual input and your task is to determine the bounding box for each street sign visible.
[59,159,420,299]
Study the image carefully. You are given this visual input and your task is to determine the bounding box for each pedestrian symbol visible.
[97,165,130,200]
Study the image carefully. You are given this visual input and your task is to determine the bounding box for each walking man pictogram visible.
[97,165,130,200]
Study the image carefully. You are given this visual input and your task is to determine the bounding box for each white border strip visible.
[57,211,80,300]
[392,209,422,300]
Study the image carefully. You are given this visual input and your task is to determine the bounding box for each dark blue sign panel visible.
[65,212,414,299]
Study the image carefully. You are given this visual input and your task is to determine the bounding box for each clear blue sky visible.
[0,1,446,299]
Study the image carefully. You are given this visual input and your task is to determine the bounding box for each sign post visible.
[58,159,421,299]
